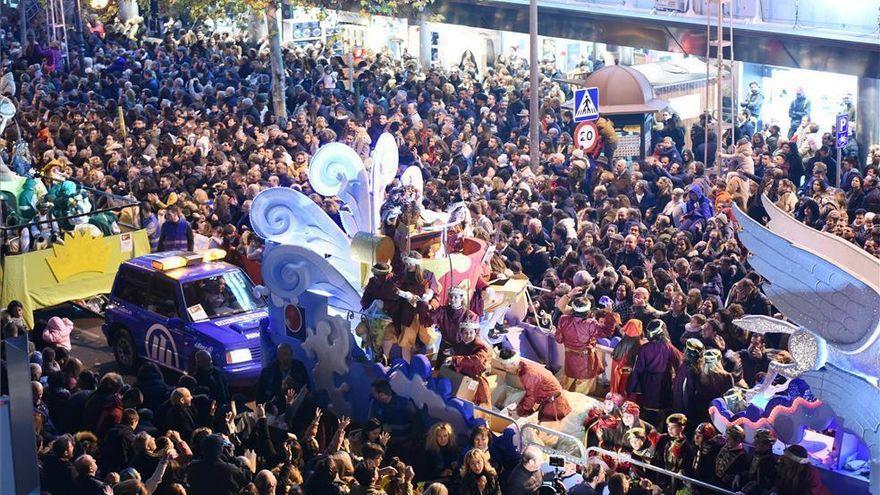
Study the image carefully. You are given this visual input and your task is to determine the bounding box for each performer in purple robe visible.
[627,319,683,426]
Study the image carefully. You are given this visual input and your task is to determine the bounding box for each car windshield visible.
[181,269,265,321]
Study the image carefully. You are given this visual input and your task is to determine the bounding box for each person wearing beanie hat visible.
[446,311,492,408]
[357,261,399,362]
[552,285,619,395]
[627,319,682,425]
[740,428,778,495]
[714,424,749,490]
[610,319,643,397]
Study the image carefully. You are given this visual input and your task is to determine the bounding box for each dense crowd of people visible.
[1,6,877,495]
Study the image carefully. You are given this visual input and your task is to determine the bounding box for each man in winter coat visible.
[788,88,811,138]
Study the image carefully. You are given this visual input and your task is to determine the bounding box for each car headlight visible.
[226,348,252,364]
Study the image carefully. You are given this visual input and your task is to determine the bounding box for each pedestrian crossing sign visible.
[573,87,600,122]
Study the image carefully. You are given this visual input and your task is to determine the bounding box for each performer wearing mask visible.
[447,312,492,409]
[394,251,440,361]
[431,286,472,366]
[554,289,619,395]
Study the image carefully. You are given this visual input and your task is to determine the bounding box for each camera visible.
[549,455,565,468]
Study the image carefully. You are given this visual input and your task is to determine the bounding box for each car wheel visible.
[113,328,139,373]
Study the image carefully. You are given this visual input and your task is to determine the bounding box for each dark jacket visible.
[185,458,249,495]
[136,365,172,412]
[72,474,111,495]
[193,365,230,405]
[460,470,502,495]
[164,404,196,442]
[101,423,137,474]
[503,464,543,495]
[41,454,77,495]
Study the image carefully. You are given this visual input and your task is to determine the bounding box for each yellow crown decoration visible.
[46,230,111,282]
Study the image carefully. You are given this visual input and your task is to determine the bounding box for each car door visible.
[141,275,191,372]
[110,266,152,349]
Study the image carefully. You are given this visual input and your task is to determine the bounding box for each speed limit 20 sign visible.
[575,121,599,153]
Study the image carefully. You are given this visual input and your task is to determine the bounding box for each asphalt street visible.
[36,304,124,378]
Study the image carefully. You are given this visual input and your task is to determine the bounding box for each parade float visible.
[250,134,599,457]
[707,196,878,494]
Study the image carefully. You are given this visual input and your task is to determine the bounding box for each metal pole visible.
[528,0,539,172]
[716,0,723,178]
[19,0,28,46]
[836,145,842,188]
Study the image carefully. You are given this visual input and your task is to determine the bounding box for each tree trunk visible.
[418,9,431,70]
[265,1,287,124]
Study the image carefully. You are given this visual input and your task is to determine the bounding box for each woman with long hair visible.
[424,422,459,482]
[458,448,501,495]
[610,319,644,398]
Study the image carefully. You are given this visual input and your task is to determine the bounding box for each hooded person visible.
[447,312,492,408]
[627,319,683,425]
[42,316,74,351]
[610,319,644,397]
[498,348,571,424]
[553,292,619,395]
[680,184,714,239]
[186,434,248,494]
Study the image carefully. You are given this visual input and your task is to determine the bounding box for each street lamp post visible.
[528,0,539,172]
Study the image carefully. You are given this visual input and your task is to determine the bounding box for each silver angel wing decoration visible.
[309,143,371,236]
[762,195,880,291]
[250,187,360,288]
[370,133,399,233]
[733,205,880,354]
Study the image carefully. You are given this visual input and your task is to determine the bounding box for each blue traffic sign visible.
[573,87,600,123]
[836,114,849,148]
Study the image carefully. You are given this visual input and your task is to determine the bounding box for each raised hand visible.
[378,431,391,446]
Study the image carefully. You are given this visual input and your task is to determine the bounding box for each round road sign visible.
[575,121,599,153]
